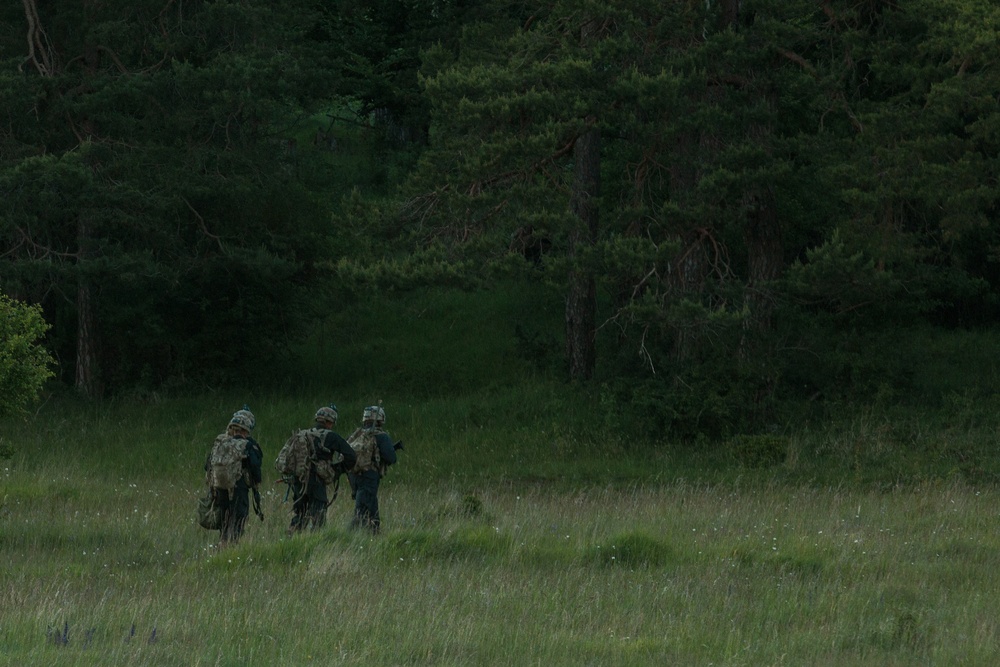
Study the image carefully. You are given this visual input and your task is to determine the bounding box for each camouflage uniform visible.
[205,409,263,545]
[288,406,356,534]
[348,406,397,534]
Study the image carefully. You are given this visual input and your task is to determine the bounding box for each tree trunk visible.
[740,187,781,352]
[75,279,99,397]
[565,125,600,380]
[717,0,741,28]
[740,84,782,349]
[736,31,782,425]
[75,217,100,397]
[738,185,781,428]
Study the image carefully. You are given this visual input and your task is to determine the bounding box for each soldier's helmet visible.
[362,405,385,426]
[228,411,254,433]
[315,404,338,425]
[233,406,256,431]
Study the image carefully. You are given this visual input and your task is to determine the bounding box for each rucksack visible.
[197,492,221,530]
[348,427,382,473]
[209,434,248,493]
[275,428,343,485]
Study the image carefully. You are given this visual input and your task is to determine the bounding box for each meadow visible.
[3,388,1000,666]
[4,286,1000,665]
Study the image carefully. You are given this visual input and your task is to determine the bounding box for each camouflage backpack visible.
[208,434,248,493]
[275,428,343,485]
[347,427,383,473]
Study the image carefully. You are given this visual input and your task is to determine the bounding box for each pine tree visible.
[0,0,340,393]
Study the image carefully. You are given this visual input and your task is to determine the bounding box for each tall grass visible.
[4,452,1000,665]
[5,286,1000,663]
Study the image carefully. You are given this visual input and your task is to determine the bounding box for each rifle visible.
[275,475,303,503]
[251,486,264,521]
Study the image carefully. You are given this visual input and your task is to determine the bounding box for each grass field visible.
[5,286,1000,665]
[3,390,1000,666]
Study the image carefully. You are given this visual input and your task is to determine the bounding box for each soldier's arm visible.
[324,432,357,471]
[245,438,264,485]
[376,433,397,467]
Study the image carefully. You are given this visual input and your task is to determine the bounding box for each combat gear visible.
[314,404,338,424]
[275,428,344,486]
[233,405,256,430]
[197,492,222,530]
[362,405,385,426]
[347,427,383,474]
[228,411,253,433]
[208,433,248,493]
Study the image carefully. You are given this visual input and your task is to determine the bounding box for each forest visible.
[5,4,1000,663]
[3,0,1000,438]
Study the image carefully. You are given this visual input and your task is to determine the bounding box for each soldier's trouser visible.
[217,486,250,543]
[291,495,327,530]
[289,473,328,532]
[349,470,381,534]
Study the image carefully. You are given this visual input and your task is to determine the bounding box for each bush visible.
[728,434,788,468]
[0,294,54,417]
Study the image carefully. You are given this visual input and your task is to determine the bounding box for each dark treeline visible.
[1,1,998,437]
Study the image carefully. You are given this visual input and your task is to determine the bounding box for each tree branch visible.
[20,0,56,76]
[776,48,816,76]
[182,197,225,253]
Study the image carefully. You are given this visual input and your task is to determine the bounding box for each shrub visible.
[0,295,54,417]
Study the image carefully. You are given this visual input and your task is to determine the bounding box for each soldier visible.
[347,404,398,534]
[205,407,263,546]
[286,405,356,535]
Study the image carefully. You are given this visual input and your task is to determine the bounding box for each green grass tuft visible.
[589,531,678,568]
[382,526,513,564]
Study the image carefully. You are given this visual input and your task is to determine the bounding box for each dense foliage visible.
[1,0,998,437]
[0,294,53,417]
[0,0,343,394]
[387,0,1000,436]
